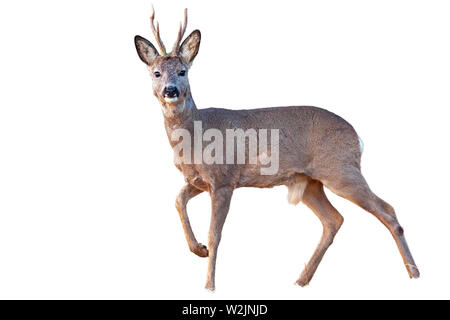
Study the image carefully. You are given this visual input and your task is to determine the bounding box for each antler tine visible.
[171,8,188,55]
[150,6,167,55]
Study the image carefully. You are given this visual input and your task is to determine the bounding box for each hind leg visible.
[296,179,344,286]
[322,166,420,279]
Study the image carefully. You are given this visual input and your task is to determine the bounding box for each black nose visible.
[164,86,179,98]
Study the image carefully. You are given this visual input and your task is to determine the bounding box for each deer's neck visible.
[162,91,198,148]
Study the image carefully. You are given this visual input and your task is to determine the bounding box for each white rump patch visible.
[287,177,309,205]
[358,136,364,153]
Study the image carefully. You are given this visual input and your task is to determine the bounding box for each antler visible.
[150,6,167,55]
[171,8,188,55]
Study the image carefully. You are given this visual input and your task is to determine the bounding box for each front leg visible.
[205,186,233,291]
[175,183,208,257]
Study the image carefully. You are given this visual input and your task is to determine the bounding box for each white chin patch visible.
[164,97,179,103]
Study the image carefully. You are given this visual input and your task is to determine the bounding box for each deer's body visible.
[135,8,419,290]
[165,101,361,191]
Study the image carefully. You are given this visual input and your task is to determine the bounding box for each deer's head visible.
[134,8,200,113]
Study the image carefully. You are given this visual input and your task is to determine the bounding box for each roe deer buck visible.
[134,8,420,290]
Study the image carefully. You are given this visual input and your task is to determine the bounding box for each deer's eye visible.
[154,71,161,78]
[178,70,186,77]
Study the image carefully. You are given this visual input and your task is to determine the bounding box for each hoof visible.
[407,264,420,279]
[205,283,215,292]
[193,243,208,258]
[295,278,310,287]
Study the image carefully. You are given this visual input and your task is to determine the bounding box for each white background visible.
[0,0,449,299]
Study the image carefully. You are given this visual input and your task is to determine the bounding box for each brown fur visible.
[134,10,419,290]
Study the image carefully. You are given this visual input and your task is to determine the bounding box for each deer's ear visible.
[179,30,201,66]
[135,35,159,65]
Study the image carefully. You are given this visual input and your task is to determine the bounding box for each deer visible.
[134,7,420,291]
